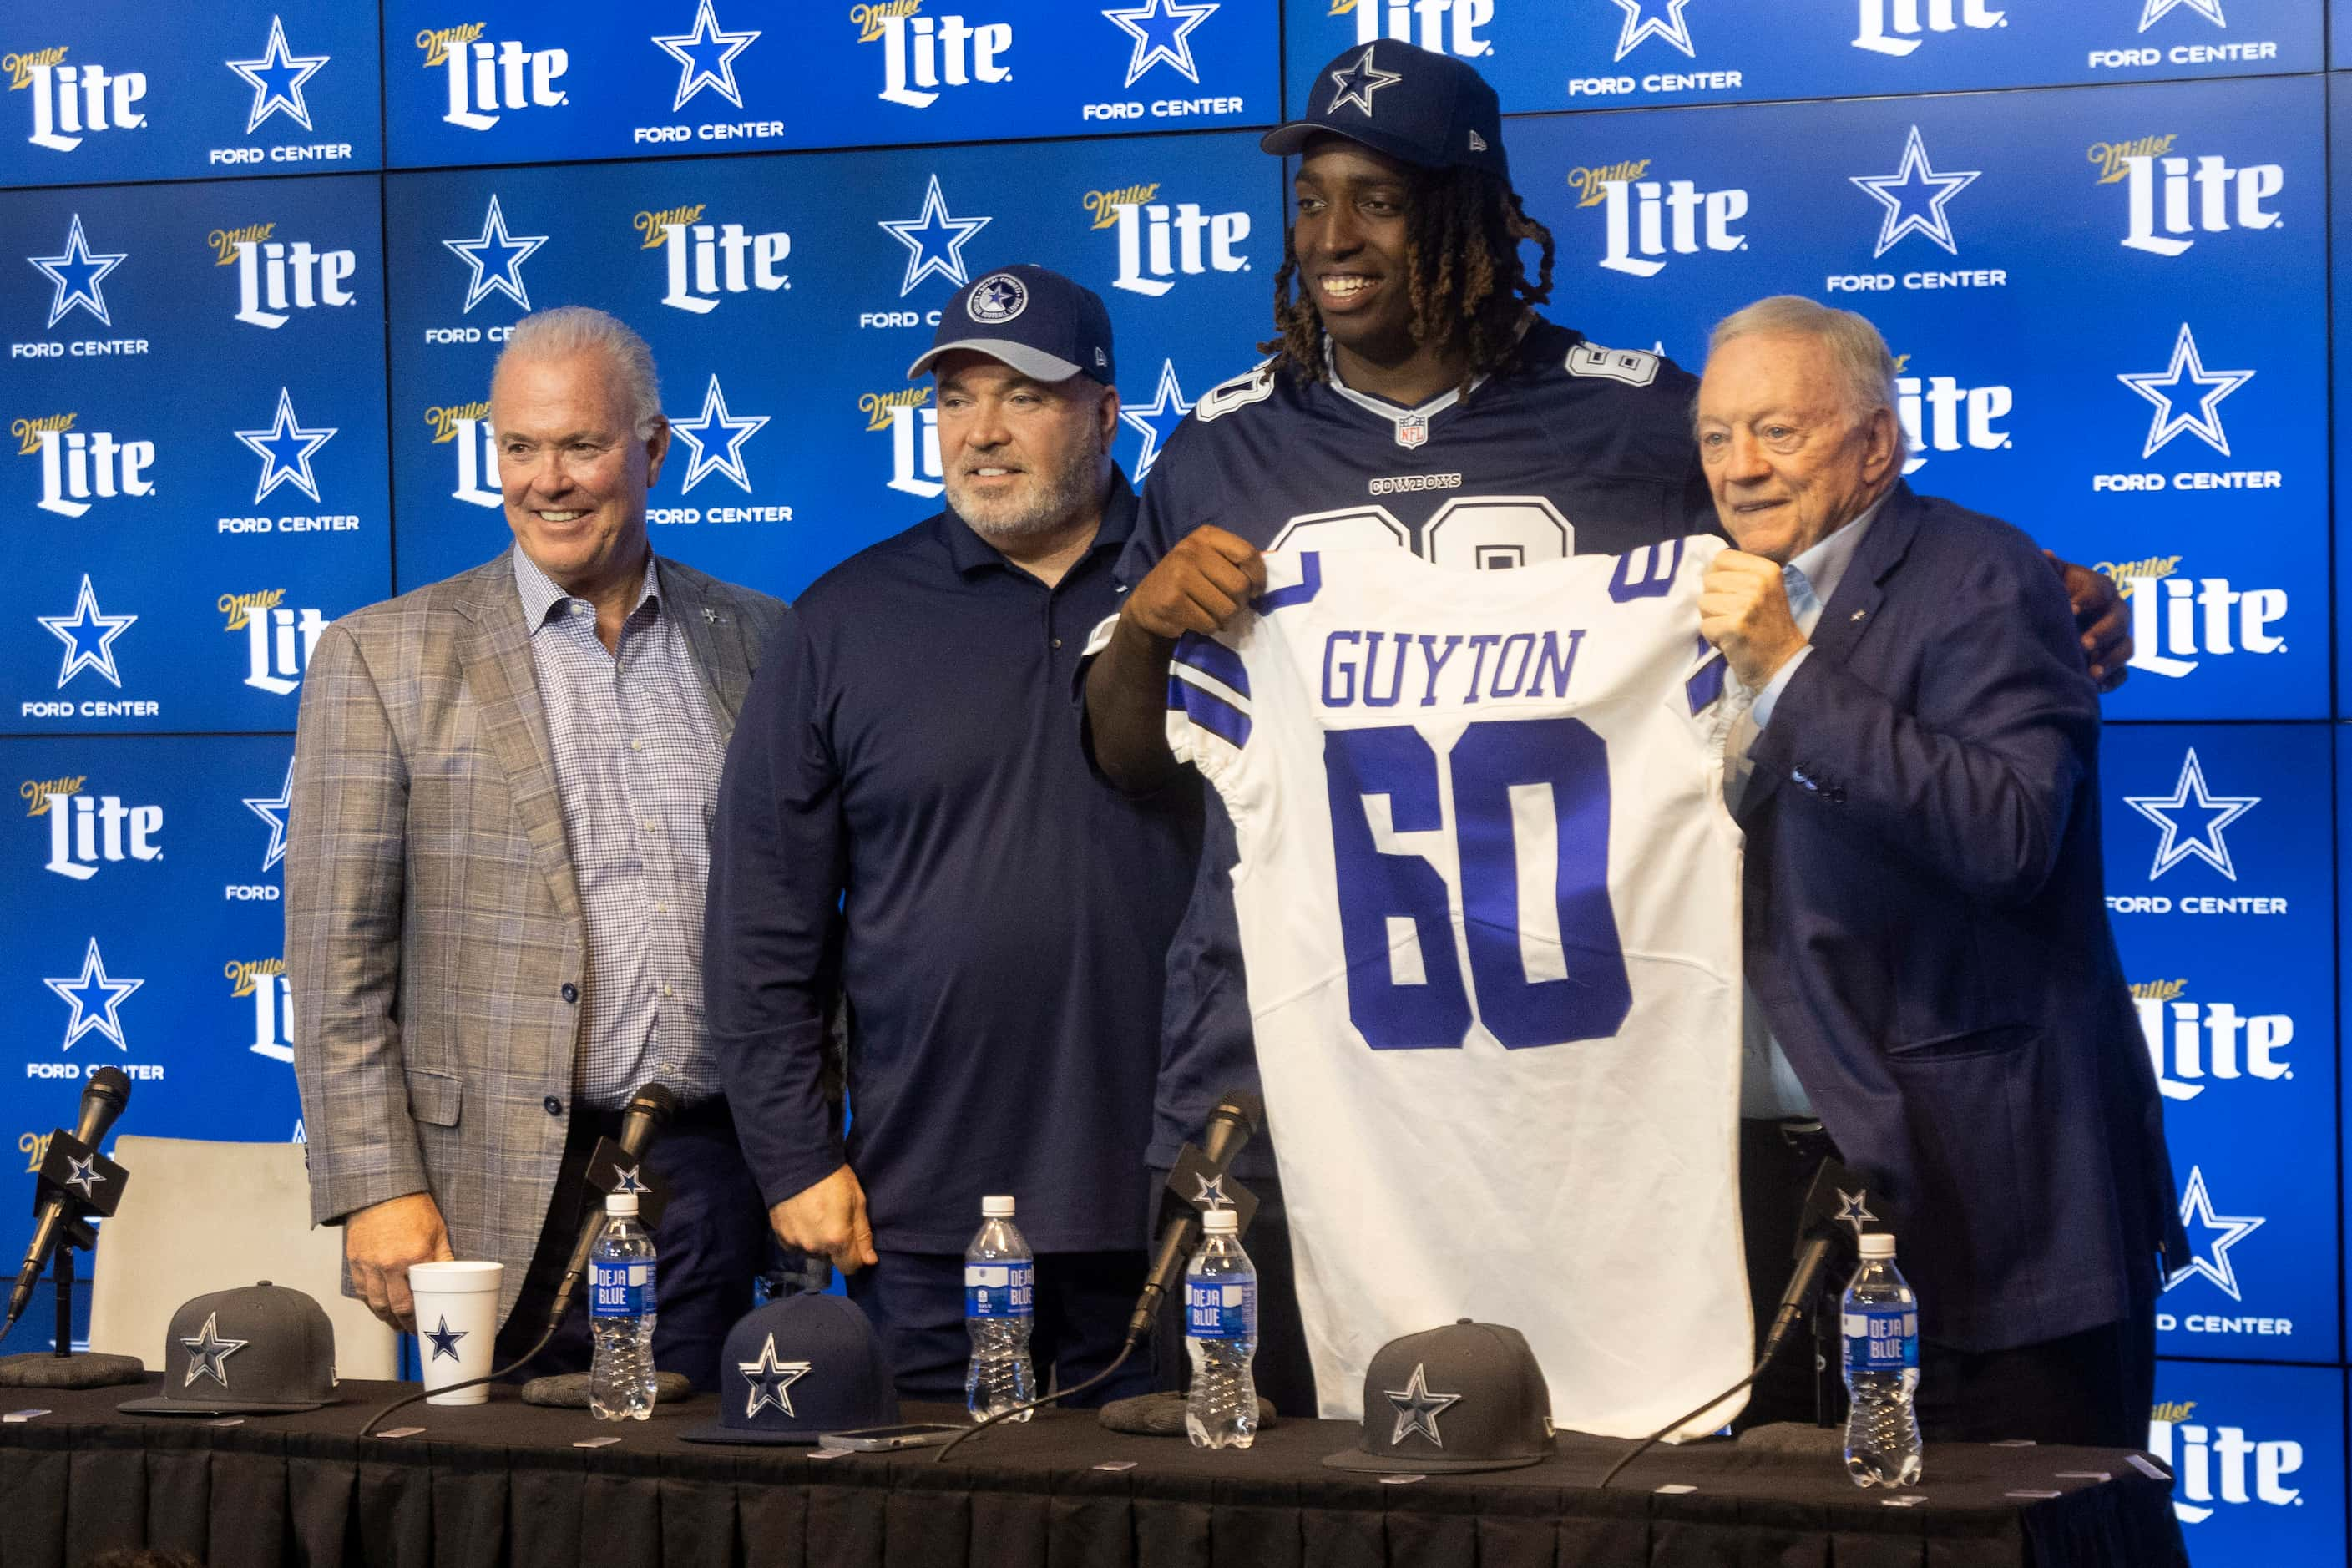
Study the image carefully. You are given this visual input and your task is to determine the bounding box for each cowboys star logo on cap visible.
[738,1333,813,1419]
[1325,1319,1553,1474]
[966,271,1029,324]
[1326,47,1402,117]
[1385,1362,1464,1448]
[180,1312,250,1388]
[122,1283,341,1416]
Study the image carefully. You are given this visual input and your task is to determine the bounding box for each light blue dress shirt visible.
[1732,492,1889,1119]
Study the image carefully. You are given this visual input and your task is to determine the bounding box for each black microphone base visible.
[0,1350,144,1389]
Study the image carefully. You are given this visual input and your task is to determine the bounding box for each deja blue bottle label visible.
[590,1259,656,1318]
[1186,1278,1257,1341]
[965,1262,1035,1318]
[1843,1306,1919,1372]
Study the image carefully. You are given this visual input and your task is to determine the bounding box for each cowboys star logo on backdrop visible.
[2117,324,2252,460]
[2165,1166,2263,1304]
[2139,0,2227,30]
[878,175,991,296]
[2126,750,2256,881]
[38,576,135,689]
[44,937,143,1052]
[444,195,546,313]
[1121,360,1192,483]
[1849,126,1980,259]
[651,0,760,111]
[1101,0,1216,88]
[669,376,769,494]
[225,16,329,134]
[235,388,336,506]
[28,215,125,329]
[1610,0,1697,61]
[245,761,295,877]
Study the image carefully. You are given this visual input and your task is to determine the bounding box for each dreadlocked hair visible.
[1262,164,1555,397]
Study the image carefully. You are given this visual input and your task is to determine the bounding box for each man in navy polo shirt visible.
[706,266,1195,1404]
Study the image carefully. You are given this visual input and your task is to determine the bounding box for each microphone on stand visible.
[1758,1156,1864,1367]
[1128,1089,1263,1345]
[3,1068,132,1341]
[541,1083,676,1334]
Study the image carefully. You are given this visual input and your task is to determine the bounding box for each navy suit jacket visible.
[1738,483,2184,1353]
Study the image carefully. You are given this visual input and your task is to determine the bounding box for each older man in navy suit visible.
[1695,296,2186,1447]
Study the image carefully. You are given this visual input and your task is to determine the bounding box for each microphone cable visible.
[359,1319,558,1438]
[933,1334,1137,1463]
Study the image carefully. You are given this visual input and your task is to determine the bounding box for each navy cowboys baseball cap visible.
[906,264,1116,386]
[1262,40,1508,182]
[1323,1319,1554,1474]
[681,1292,898,1445]
[119,1282,340,1416]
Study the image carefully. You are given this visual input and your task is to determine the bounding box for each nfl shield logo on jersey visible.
[1394,412,1429,449]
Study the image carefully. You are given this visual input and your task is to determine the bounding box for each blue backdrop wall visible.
[0,3,2339,1553]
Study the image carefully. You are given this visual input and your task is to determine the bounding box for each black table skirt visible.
[0,1378,2185,1568]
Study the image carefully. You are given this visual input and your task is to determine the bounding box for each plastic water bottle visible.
[588,1191,659,1421]
[1184,1207,1258,1450]
[964,1195,1036,1422]
[1841,1232,1922,1487]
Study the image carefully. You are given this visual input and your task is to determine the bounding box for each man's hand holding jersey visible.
[1087,527,1268,794]
[1699,550,1810,692]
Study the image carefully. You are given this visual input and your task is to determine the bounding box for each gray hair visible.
[490,306,664,438]
[1702,295,1907,464]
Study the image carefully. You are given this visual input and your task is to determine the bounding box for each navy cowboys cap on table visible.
[1262,39,1508,181]
[905,264,1117,387]
[681,1292,898,1445]
[1323,1319,1555,1474]
[118,1282,339,1416]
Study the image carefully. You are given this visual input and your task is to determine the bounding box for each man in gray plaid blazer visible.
[288,308,785,1388]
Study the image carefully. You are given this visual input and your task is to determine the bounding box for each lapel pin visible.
[1849,609,1867,622]
[702,608,726,625]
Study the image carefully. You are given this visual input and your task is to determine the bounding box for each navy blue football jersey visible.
[1109,317,1720,1174]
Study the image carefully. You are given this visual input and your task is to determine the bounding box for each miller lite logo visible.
[226,958,294,1065]
[635,204,791,314]
[2089,136,2284,257]
[1852,0,2006,58]
[2097,557,2285,680]
[19,411,154,519]
[220,590,324,697]
[426,401,501,509]
[28,779,161,882]
[211,223,357,329]
[1573,158,1748,278]
[863,387,941,499]
[8,45,147,153]
[1893,355,2011,474]
[1338,0,1491,58]
[2148,1400,2304,1527]
[857,2,1014,109]
[2132,979,2291,1103]
[417,22,568,130]
[1098,187,1251,297]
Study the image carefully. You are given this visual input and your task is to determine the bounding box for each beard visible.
[946,423,1107,544]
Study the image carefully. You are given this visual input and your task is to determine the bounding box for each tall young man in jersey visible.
[1084,39,2130,1419]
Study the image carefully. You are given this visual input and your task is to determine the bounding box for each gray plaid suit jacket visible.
[286,551,786,1330]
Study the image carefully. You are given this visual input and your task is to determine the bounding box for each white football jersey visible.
[1164,539,1751,1439]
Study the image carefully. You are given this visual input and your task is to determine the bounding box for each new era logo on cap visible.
[1323,1318,1554,1474]
[682,1292,898,1445]
[119,1282,340,1417]
[1262,40,1508,183]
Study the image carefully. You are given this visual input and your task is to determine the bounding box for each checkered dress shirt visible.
[513,548,725,1107]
